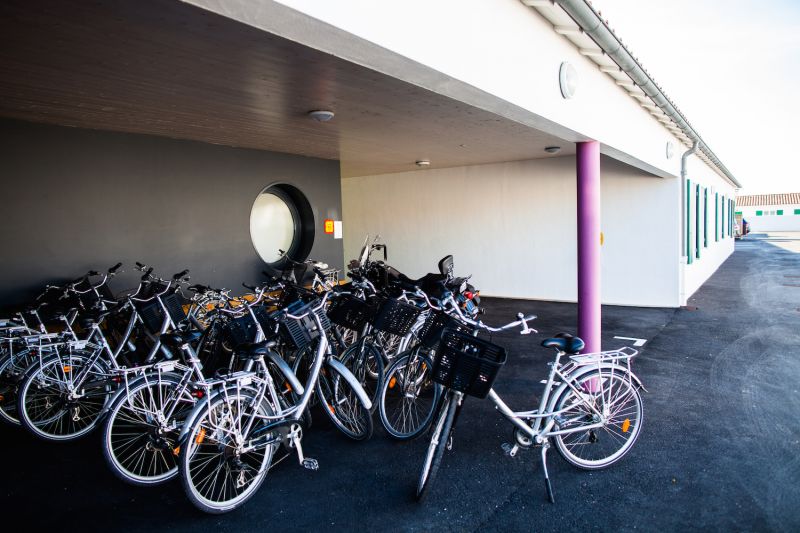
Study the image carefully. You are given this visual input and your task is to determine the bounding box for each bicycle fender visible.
[546,363,646,415]
[264,350,304,396]
[101,371,185,421]
[178,392,215,444]
[325,358,373,411]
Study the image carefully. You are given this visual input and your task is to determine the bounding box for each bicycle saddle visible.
[160,330,203,347]
[541,335,585,354]
[234,340,278,360]
[78,309,110,329]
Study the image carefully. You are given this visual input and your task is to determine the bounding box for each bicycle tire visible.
[0,348,37,425]
[553,370,643,470]
[17,352,114,441]
[379,349,440,440]
[339,339,384,413]
[179,387,278,514]
[316,361,374,441]
[416,391,457,502]
[102,372,194,486]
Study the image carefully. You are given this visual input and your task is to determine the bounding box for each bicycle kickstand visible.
[541,441,555,504]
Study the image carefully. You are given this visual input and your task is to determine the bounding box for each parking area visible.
[3,234,798,532]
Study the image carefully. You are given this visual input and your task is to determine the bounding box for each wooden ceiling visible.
[0,0,572,177]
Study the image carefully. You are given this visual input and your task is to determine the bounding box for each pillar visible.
[577,141,601,354]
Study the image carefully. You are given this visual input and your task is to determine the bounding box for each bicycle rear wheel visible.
[416,391,458,502]
[179,388,277,514]
[102,373,195,486]
[379,349,440,440]
[553,371,643,469]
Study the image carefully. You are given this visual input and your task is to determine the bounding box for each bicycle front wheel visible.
[316,362,373,441]
[339,339,384,412]
[379,349,440,440]
[18,353,113,441]
[416,391,457,502]
[0,348,37,425]
[553,371,643,470]
[179,388,278,514]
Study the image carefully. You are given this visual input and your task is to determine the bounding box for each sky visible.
[592,0,800,195]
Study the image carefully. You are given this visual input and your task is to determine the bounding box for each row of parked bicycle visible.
[0,236,645,513]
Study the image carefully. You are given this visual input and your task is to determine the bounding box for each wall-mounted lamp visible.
[559,62,578,99]
[544,146,561,154]
[415,160,431,167]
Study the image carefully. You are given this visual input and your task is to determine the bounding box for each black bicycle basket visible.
[136,300,164,334]
[325,294,377,331]
[224,313,260,347]
[280,299,330,351]
[135,292,186,334]
[417,311,475,349]
[432,328,507,399]
[371,297,422,336]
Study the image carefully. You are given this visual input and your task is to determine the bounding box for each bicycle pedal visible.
[501,442,519,458]
[302,458,319,471]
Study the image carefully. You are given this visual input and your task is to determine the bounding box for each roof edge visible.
[531,0,741,188]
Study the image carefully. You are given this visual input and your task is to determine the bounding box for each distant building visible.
[736,193,800,232]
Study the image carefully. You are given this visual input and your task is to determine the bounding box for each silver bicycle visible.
[416,304,645,503]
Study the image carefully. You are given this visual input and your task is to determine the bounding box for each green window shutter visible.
[735,211,742,215]
[777,209,784,215]
[756,210,763,216]
[704,189,709,248]
[795,209,800,215]
[715,193,719,242]
[686,179,692,263]
[696,185,701,259]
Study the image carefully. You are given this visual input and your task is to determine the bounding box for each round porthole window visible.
[250,184,314,265]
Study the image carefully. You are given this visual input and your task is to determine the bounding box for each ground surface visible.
[2,233,799,532]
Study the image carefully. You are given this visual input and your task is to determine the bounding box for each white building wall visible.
[681,158,736,304]
[343,157,681,307]
[737,205,800,232]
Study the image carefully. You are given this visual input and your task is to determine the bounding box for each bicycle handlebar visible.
[443,293,537,334]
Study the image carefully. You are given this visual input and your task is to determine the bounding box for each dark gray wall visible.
[0,119,343,307]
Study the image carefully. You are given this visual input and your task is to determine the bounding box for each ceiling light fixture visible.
[544,146,561,154]
[308,110,335,122]
[415,160,431,167]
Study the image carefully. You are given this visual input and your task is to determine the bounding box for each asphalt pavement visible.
[2,233,798,532]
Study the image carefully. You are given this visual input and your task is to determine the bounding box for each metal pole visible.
[577,141,601,354]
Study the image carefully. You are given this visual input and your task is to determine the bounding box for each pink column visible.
[577,141,601,354]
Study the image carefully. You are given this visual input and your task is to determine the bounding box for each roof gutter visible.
[552,0,741,188]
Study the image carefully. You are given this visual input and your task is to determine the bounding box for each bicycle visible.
[177,292,373,513]
[415,307,645,503]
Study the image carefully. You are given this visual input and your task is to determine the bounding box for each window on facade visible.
[777,210,784,215]
[715,193,719,242]
[756,210,763,216]
[250,184,315,265]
